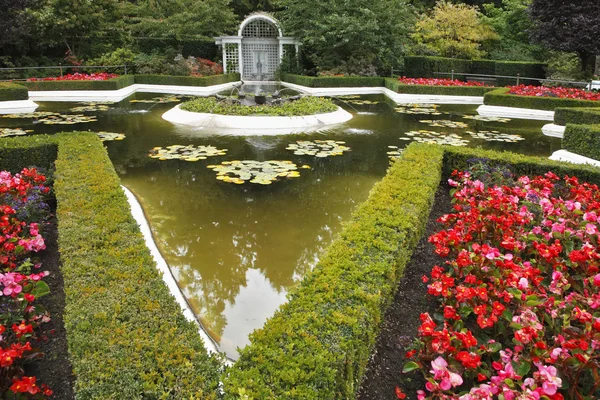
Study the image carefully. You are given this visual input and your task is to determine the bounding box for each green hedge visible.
[280,74,385,88]
[181,96,337,116]
[494,61,547,86]
[384,78,495,96]
[134,73,240,86]
[0,133,222,399]
[483,88,600,111]
[562,124,600,161]
[223,143,443,399]
[554,107,600,126]
[22,75,135,91]
[0,82,29,101]
[403,56,471,79]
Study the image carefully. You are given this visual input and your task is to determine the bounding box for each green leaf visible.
[31,281,50,298]
[516,361,531,376]
[402,361,420,373]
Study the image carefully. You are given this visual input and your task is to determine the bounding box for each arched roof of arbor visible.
[237,13,283,37]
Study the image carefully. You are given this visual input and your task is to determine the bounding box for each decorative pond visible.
[0,92,561,359]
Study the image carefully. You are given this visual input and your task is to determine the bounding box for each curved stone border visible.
[0,99,39,114]
[542,123,566,138]
[476,105,554,121]
[162,103,353,132]
[121,184,233,364]
[550,150,600,167]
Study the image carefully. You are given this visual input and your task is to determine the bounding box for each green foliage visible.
[403,56,472,78]
[0,82,28,101]
[483,88,599,110]
[223,143,443,399]
[180,96,337,116]
[22,75,134,91]
[554,107,600,126]
[280,74,385,88]
[563,124,600,161]
[384,78,495,96]
[89,48,136,66]
[134,74,240,87]
[412,1,498,59]
[0,134,223,399]
[276,0,415,75]
[494,61,546,86]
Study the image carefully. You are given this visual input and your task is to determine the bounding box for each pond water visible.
[0,93,561,359]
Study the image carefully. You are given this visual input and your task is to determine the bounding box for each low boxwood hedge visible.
[403,56,472,79]
[384,78,495,96]
[280,74,385,88]
[223,143,444,399]
[0,133,222,399]
[483,88,600,111]
[22,75,135,91]
[181,96,337,116]
[554,107,600,126]
[134,73,240,86]
[0,82,29,101]
[562,124,600,161]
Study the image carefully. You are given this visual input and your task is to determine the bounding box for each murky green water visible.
[0,93,560,358]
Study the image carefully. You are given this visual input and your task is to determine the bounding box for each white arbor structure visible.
[215,13,300,81]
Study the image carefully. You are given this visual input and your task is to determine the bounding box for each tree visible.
[529,0,600,77]
[0,0,30,49]
[412,0,498,59]
[275,0,415,75]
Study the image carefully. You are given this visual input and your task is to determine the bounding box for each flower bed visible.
[180,96,338,116]
[27,73,119,82]
[398,78,488,87]
[399,163,600,399]
[508,85,600,102]
[0,167,53,397]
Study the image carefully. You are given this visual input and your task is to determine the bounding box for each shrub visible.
[180,96,337,116]
[494,60,546,86]
[384,78,495,96]
[483,88,599,110]
[280,74,385,87]
[554,107,600,125]
[134,73,239,86]
[0,134,222,399]
[563,123,600,160]
[403,57,472,79]
[0,82,28,101]
[223,143,444,399]
[22,75,134,91]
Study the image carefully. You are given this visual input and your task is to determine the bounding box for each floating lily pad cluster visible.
[344,99,380,105]
[149,145,228,161]
[96,131,126,142]
[70,104,111,112]
[207,160,307,185]
[419,119,469,129]
[394,104,442,115]
[466,130,525,142]
[37,114,98,125]
[0,128,33,138]
[336,95,361,100]
[286,140,350,157]
[403,130,470,146]
[1,112,59,119]
[462,115,512,123]
[130,95,186,104]
[387,146,405,160]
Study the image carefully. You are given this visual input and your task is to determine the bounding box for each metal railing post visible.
[516,73,520,86]
[451,70,454,80]
[124,64,128,75]
[59,64,63,77]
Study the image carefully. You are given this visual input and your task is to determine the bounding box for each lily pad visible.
[206,160,303,185]
[286,140,350,157]
[466,130,525,142]
[394,104,442,115]
[70,104,111,112]
[345,99,380,105]
[1,111,59,119]
[463,115,512,123]
[96,131,126,142]
[0,128,33,138]
[402,130,470,147]
[419,119,469,129]
[37,114,98,125]
[386,145,404,160]
[149,144,228,161]
[130,95,187,104]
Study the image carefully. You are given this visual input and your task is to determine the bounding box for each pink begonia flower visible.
[585,223,598,235]
[485,247,500,260]
[473,180,484,192]
[430,356,463,391]
[518,277,529,290]
[584,211,598,222]
[448,179,459,187]
[593,273,600,287]
[537,364,562,395]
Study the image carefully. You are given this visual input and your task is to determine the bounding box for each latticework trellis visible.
[241,19,278,38]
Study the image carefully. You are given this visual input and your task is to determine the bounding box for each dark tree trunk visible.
[578,50,596,79]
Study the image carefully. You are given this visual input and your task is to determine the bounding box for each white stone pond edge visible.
[121,184,233,365]
[476,105,555,121]
[162,103,353,132]
[542,123,566,138]
[550,150,600,168]
[0,99,39,113]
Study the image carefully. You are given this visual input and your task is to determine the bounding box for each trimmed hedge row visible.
[562,124,600,161]
[0,82,29,101]
[134,73,240,86]
[554,107,600,126]
[223,143,444,399]
[403,56,546,86]
[384,78,495,96]
[280,74,385,88]
[483,88,600,111]
[0,133,222,399]
[22,75,135,91]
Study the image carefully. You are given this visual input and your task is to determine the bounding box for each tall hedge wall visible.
[554,107,600,126]
[562,124,600,161]
[483,88,600,111]
[134,73,240,86]
[280,74,385,88]
[0,134,222,399]
[23,75,135,91]
[0,82,29,101]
